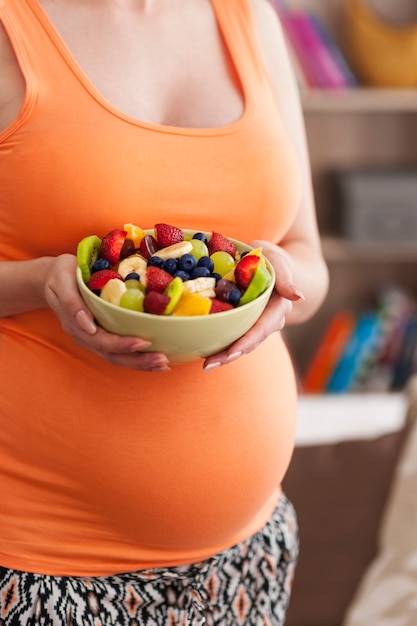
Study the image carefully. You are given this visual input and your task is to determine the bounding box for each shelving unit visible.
[281,1,417,384]
[301,88,417,113]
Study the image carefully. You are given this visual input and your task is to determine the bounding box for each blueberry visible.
[240,250,250,258]
[192,232,208,244]
[162,258,179,275]
[197,256,214,273]
[125,272,140,281]
[228,289,242,307]
[190,266,211,279]
[179,253,197,272]
[147,256,163,268]
[174,270,190,281]
[211,272,222,284]
[91,258,110,272]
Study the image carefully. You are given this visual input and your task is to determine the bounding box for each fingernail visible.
[203,361,221,373]
[148,359,170,372]
[76,309,97,334]
[149,366,171,372]
[289,284,305,301]
[227,351,242,362]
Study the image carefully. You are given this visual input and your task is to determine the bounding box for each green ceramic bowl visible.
[76,233,275,364]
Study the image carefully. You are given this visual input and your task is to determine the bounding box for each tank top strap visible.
[0,0,77,121]
[0,1,56,74]
[210,0,275,93]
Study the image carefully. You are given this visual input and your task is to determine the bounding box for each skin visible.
[0,0,328,373]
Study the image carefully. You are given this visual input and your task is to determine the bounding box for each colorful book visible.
[309,13,358,87]
[326,311,383,393]
[359,288,416,391]
[302,310,356,393]
[391,314,417,390]
[302,286,417,394]
[269,1,357,89]
[288,10,350,89]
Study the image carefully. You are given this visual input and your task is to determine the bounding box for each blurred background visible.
[273,0,417,395]
[268,1,417,624]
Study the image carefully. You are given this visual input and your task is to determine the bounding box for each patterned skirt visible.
[0,494,298,626]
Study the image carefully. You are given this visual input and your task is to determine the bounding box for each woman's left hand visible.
[203,240,304,372]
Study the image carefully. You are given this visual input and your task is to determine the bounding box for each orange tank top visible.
[0,0,300,576]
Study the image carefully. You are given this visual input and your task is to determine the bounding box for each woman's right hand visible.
[41,254,171,372]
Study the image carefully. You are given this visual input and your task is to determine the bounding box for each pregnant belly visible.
[0,329,297,573]
[83,404,296,550]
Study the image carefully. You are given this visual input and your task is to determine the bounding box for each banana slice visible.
[153,241,192,260]
[183,277,216,294]
[100,278,127,305]
[196,288,216,298]
[117,254,148,285]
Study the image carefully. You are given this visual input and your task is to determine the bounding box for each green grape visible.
[125,278,145,292]
[210,251,236,277]
[189,238,209,260]
[119,289,144,311]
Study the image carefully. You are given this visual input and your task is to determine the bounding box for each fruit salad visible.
[76,223,272,316]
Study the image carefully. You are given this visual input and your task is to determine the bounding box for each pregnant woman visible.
[0,1,328,624]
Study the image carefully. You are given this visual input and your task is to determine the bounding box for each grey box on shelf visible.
[332,168,417,243]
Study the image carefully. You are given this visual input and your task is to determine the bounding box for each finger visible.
[75,309,97,334]
[271,259,304,301]
[73,326,153,354]
[250,241,305,302]
[73,327,170,370]
[226,297,292,355]
[203,296,291,371]
[45,260,98,335]
[95,349,171,372]
[275,281,305,302]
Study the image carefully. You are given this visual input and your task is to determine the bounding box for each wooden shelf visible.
[322,236,417,263]
[301,88,417,113]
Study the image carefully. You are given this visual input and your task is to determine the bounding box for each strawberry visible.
[100,229,127,265]
[209,298,234,314]
[154,223,184,248]
[143,291,170,315]
[88,269,123,291]
[146,266,173,293]
[234,254,261,290]
[207,232,237,257]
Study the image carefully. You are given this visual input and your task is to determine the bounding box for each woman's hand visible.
[203,241,304,372]
[44,254,171,372]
